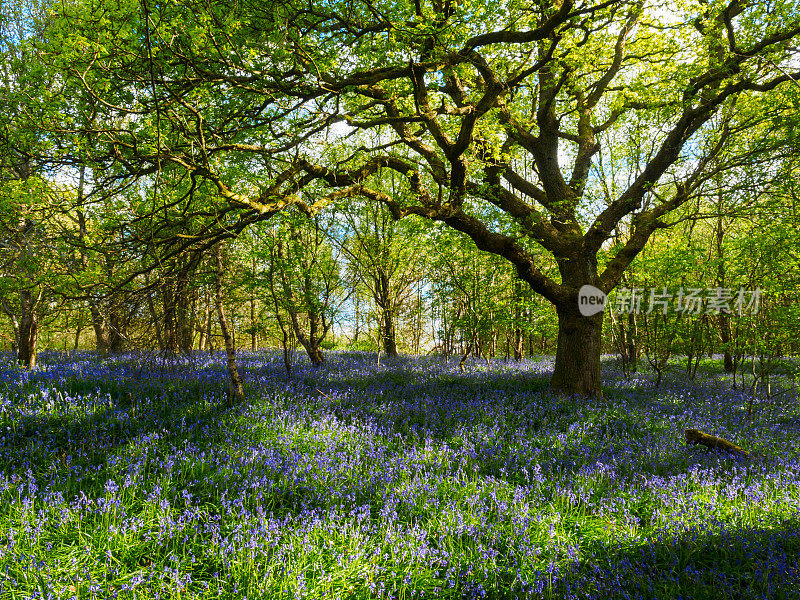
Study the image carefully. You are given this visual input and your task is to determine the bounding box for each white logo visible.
[578,285,607,316]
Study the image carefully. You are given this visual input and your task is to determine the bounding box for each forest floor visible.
[0,350,798,599]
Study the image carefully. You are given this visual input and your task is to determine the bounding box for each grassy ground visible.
[0,350,798,599]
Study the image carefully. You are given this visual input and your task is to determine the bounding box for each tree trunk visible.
[250,255,258,351]
[376,272,398,357]
[414,283,422,356]
[78,207,115,354]
[626,312,638,372]
[353,292,360,343]
[549,305,603,397]
[303,336,325,365]
[88,301,110,353]
[106,302,126,353]
[383,309,398,356]
[285,308,325,365]
[719,313,734,372]
[250,295,257,350]
[73,322,83,351]
[214,246,244,401]
[300,309,326,365]
[177,288,196,353]
[274,237,326,366]
[513,280,523,360]
[17,315,38,369]
[161,273,194,355]
[17,290,40,369]
[162,280,179,354]
[714,203,734,373]
[197,291,211,351]
[685,429,748,455]
[86,295,130,355]
[145,280,165,351]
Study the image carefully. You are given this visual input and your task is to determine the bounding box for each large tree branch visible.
[364,188,567,304]
[460,0,576,52]
[599,119,735,291]
[466,176,566,254]
[585,66,800,256]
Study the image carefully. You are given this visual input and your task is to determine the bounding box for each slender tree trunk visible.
[214,246,244,401]
[459,341,473,372]
[275,238,326,366]
[71,307,84,351]
[626,312,638,372]
[17,289,40,369]
[267,247,293,377]
[714,199,734,372]
[158,264,197,354]
[78,174,129,355]
[250,296,257,350]
[204,295,213,351]
[272,301,293,378]
[177,289,196,353]
[250,255,258,350]
[78,206,113,354]
[198,291,210,352]
[414,283,423,355]
[442,311,451,356]
[72,323,82,351]
[144,273,165,351]
[512,279,523,360]
[162,281,175,354]
[353,290,360,343]
[719,313,734,372]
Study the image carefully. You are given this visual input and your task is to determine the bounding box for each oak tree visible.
[38,0,800,394]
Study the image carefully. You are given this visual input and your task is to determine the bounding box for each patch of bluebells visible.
[0,350,798,598]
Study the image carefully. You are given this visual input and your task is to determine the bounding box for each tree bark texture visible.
[549,305,603,397]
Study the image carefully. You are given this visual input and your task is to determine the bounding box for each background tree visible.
[264,211,347,366]
[335,195,430,357]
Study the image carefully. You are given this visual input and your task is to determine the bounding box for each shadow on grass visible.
[0,371,240,501]
[544,519,800,600]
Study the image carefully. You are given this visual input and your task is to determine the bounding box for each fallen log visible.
[685,429,749,456]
